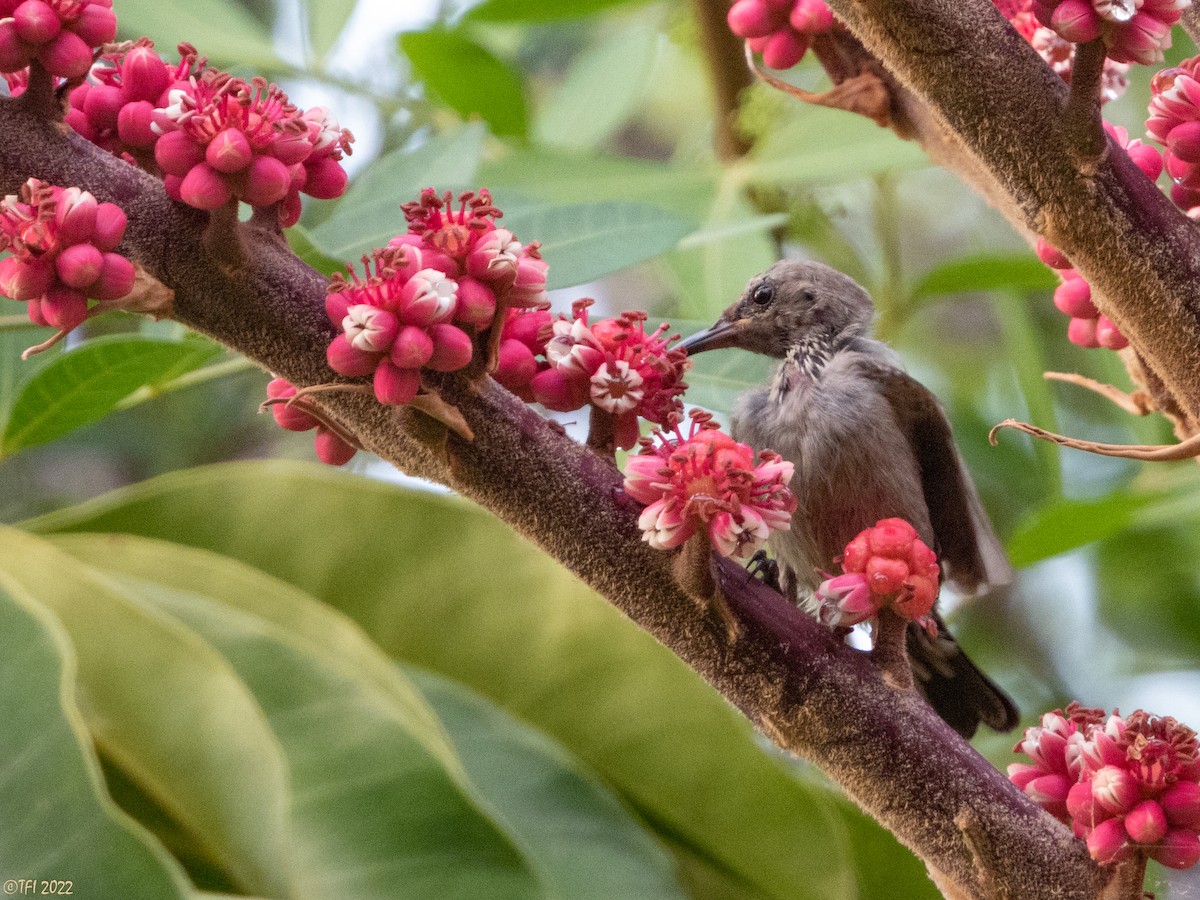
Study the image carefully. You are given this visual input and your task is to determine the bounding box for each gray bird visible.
[679,259,1018,737]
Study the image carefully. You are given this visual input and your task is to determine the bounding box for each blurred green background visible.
[2,0,1199,897]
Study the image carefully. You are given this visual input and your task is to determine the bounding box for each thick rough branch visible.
[822,0,1200,435]
[0,98,1109,898]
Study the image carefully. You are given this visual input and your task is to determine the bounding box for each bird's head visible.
[679,260,875,358]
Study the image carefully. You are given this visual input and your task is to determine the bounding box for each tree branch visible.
[0,96,1111,898]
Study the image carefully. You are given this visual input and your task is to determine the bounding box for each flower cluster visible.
[815,518,940,631]
[1031,0,1188,65]
[60,41,352,224]
[1009,704,1200,869]
[623,410,796,558]
[530,300,690,450]
[491,306,553,402]
[726,0,835,70]
[994,0,1131,102]
[1148,56,1200,210]
[0,178,134,332]
[1034,124,1160,350]
[0,0,116,80]
[323,189,547,407]
[265,377,357,467]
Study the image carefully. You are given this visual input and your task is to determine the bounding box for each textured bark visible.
[0,9,1153,892]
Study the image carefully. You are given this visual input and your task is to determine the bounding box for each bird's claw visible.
[745,550,781,592]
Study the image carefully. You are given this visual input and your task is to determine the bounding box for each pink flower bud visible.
[13,1,61,45]
[1170,181,1200,211]
[466,228,522,281]
[1066,778,1096,824]
[180,163,233,210]
[26,298,48,326]
[1036,237,1071,270]
[760,28,809,69]
[1049,0,1103,42]
[313,428,356,466]
[1124,799,1169,844]
[508,256,549,307]
[727,0,777,38]
[1067,316,1101,348]
[1162,781,1200,830]
[82,83,123,129]
[1087,817,1131,864]
[40,284,88,330]
[1008,763,1041,792]
[271,133,313,166]
[866,555,909,595]
[1026,773,1072,814]
[2,258,53,301]
[1166,151,1197,182]
[867,517,917,557]
[391,324,435,369]
[790,0,834,33]
[90,252,135,301]
[326,333,377,377]
[0,21,31,73]
[1053,277,1098,318]
[896,573,937,620]
[1095,316,1128,350]
[205,128,253,174]
[116,100,157,148]
[302,155,348,200]
[1093,765,1139,815]
[54,187,98,245]
[372,360,420,406]
[55,242,103,289]
[91,202,127,251]
[70,3,117,46]
[399,268,458,326]
[38,29,92,79]
[120,44,169,103]
[325,292,352,326]
[426,323,473,372]
[342,304,398,354]
[816,571,878,627]
[241,155,292,207]
[532,367,590,412]
[1152,828,1200,869]
[453,276,497,327]
[266,378,319,431]
[494,338,537,393]
[1126,143,1163,181]
[1167,120,1200,164]
[155,130,206,177]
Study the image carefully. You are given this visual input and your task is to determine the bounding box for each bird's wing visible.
[860,360,1012,594]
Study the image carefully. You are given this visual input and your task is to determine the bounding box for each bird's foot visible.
[744,550,781,592]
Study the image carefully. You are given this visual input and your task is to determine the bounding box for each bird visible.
[678,259,1019,737]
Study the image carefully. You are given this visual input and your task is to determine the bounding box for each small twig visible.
[1063,39,1109,174]
[585,407,618,460]
[1097,853,1147,900]
[989,418,1200,460]
[202,200,248,274]
[1043,371,1154,417]
[20,326,71,359]
[870,607,914,692]
[259,394,365,450]
[15,62,57,119]
[744,43,891,126]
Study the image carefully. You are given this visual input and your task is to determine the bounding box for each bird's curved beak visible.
[677,318,748,355]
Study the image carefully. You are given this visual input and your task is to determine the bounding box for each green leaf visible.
[400,29,528,138]
[1,336,222,458]
[0,584,192,899]
[113,0,281,70]
[28,461,859,900]
[466,0,655,22]
[911,254,1058,302]
[1006,490,1172,566]
[534,23,659,151]
[504,201,694,289]
[50,532,689,900]
[303,0,358,63]
[409,668,687,900]
[306,125,485,261]
[736,103,927,187]
[0,527,292,898]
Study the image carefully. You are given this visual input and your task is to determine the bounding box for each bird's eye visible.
[751,281,774,305]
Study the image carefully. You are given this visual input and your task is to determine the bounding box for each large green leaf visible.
[1,336,220,458]
[51,532,685,900]
[465,0,655,22]
[306,125,485,261]
[29,461,861,900]
[1006,489,1175,566]
[0,527,294,898]
[114,0,281,70]
[534,23,659,151]
[504,201,693,290]
[400,29,528,138]
[0,584,192,900]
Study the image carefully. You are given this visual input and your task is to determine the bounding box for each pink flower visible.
[622,411,796,558]
[1032,0,1187,65]
[727,0,835,70]
[815,572,878,627]
[824,518,941,627]
[1011,706,1200,869]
